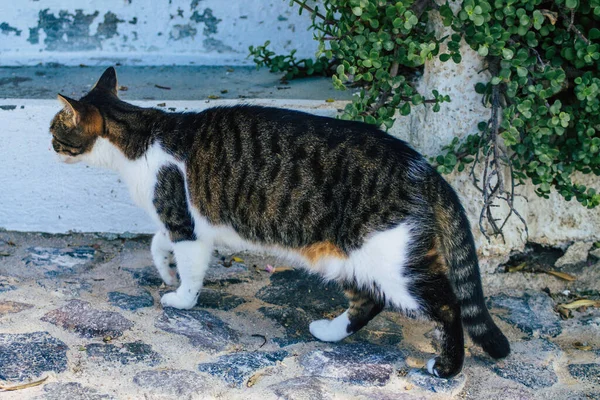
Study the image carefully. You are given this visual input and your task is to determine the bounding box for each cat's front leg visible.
[160,239,211,310]
[151,230,177,286]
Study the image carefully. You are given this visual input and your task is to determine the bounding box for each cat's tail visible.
[432,176,510,359]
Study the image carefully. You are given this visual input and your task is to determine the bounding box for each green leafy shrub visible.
[250,0,600,236]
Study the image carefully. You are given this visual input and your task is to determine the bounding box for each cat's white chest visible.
[120,144,179,218]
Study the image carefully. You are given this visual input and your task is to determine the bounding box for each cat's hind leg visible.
[310,287,384,342]
[416,274,465,379]
[151,230,176,286]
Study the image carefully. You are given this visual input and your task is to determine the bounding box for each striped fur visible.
[433,178,510,359]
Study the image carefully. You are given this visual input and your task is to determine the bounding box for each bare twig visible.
[0,376,48,392]
[251,334,267,349]
[530,47,546,71]
[559,9,590,45]
[473,78,529,241]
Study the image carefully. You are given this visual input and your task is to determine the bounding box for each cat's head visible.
[50,67,118,164]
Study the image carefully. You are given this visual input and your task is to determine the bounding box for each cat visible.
[49,67,510,378]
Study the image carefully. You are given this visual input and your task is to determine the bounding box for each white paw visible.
[309,311,351,342]
[427,358,439,377]
[309,319,334,341]
[160,291,197,309]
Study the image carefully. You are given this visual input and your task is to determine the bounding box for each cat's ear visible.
[93,66,118,96]
[57,94,85,125]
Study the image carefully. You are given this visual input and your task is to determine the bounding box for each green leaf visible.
[400,102,411,116]
[352,7,363,16]
[355,35,367,46]
[411,94,424,105]
[502,48,514,60]
[565,0,578,9]
[439,53,451,62]
[473,14,485,26]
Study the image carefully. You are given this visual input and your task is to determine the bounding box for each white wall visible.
[0,0,317,66]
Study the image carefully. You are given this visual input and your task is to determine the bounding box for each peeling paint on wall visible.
[167,6,226,53]
[190,8,220,36]
[26,9,124,51]
[0,22,22,36]
[190,0,203,11]
[170,24,197,40]
[28,9,100,51]
[96,12,124,40]
[3,0,318,66]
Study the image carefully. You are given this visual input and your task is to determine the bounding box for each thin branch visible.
[291,0,332,24]
[530,47,546,71]
[473,80,528,241]
[559,9,590,45]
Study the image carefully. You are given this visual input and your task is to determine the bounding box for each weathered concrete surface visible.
[0,0,318,66]
[0,231,599,399]
[0,66,351,101]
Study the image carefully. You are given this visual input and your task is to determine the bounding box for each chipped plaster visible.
[0,0,317,66]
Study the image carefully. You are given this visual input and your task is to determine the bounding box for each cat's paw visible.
[309,314,351,342]
[426,358,439,377]
[160,291,197,309]
[426,357,462,379]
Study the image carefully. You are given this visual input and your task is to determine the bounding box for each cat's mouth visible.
[51,137,84,163]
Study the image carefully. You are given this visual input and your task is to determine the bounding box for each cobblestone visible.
[41,300,133,338]
[0,232,598,399]
[0,332,68,382]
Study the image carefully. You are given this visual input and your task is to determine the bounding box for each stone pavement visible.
[0,231,598,399]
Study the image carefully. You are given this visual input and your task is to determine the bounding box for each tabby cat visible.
[49,67,509,378]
